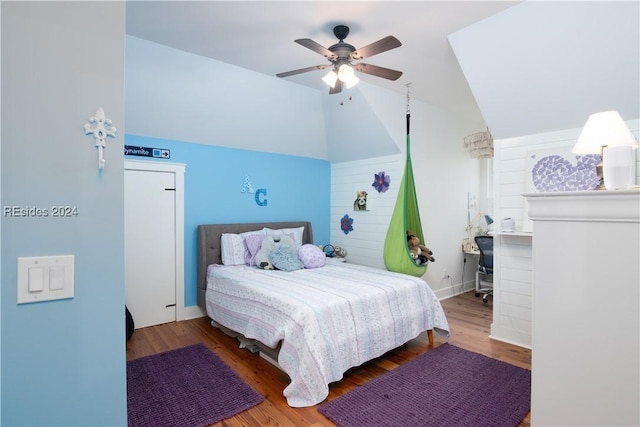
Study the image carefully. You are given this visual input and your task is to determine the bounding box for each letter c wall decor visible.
[255,188,267,206]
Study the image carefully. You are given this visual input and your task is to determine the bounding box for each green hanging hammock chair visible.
[383,112,428,277]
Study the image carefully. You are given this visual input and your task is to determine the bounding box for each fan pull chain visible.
[340,96,353,106]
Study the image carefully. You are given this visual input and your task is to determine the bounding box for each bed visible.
[197,221,449,407]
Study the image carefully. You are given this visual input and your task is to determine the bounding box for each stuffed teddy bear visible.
[407,230,435,264]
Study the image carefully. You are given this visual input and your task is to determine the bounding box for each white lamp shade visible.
[344,74,359,89]
[573,111,638,154]
[464,130,494,158]
[337,64,354,82]
[322,70,338,88]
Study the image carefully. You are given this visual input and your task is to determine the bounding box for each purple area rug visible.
[127,343,263,427]
[319,344,530,427]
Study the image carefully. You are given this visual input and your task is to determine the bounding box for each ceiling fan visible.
[277,25,403,94]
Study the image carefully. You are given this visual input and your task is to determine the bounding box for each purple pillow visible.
[297,244,326,268]
[244,234,266,266]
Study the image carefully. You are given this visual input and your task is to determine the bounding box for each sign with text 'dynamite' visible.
[124,145,170,159]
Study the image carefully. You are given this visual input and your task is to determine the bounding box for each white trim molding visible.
[524,189,640,223]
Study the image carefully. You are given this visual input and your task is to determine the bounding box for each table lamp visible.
[572,111,638,190]
[462,213,493,252]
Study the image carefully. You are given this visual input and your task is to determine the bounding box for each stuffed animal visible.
[411,248,428,265]
[353,191,368,211]
[408,247,422,263]
[254,235,301,271]
[254,235,281,270]
[407,230,435,264]
[333,246,347,258]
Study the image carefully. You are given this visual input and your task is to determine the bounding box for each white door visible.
[125,169,176,328]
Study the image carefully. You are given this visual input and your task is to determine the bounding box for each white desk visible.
[492,231,533,237]
[461,250,479,290]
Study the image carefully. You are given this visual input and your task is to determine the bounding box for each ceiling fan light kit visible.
[322,70,338,88]
[277,25,402,94]
[337,63,352,79]
[344,73,359,89]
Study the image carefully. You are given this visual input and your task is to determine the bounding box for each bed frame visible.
[197,221,313,361]
[197,220,433,358]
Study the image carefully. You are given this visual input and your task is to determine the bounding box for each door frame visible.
[124,160,191,322]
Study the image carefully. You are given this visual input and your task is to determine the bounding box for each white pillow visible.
[264,226,304,247]
[220,229,265,266]
[220,233,245,266]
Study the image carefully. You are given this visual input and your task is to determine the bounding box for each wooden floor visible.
[126,291,531,426]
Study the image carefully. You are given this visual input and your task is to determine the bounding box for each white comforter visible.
[205,260,450,407]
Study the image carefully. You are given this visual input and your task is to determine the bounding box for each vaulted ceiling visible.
[125,1,519,124]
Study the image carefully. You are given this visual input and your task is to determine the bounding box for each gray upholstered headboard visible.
[197,221,313,311]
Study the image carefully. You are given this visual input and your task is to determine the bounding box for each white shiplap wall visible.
[491,119,639,348]
[329,155,403,269]
[328,84,486,299]
[491,233,533,348]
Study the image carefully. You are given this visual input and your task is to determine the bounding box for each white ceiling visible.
[126,1,519,123]
[449,0,639,138]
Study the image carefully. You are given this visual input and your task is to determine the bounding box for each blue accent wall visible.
[125,135,331,307]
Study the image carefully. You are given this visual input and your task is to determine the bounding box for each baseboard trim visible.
[436,283,476,300]
[179,305,206,321]
[490,323,531,349]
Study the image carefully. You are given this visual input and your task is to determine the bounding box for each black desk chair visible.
[474,235,493,304]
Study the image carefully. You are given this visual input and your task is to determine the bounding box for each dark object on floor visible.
[319,343,531,427]
[125,306,134,341]
[127,343,263,427]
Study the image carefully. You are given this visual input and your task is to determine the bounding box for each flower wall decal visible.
[340,214,354,235]
[372,171,390,193]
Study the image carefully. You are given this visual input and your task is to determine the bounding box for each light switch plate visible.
[17,255,74,304]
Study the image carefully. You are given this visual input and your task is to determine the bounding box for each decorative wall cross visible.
[84,108,117,169]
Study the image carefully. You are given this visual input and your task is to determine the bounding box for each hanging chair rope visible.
[406,82,411,135]
[383,83,428,277]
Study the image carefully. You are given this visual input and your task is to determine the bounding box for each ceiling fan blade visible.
[351,36,401,60]
[295,39,337,60]
[353,63,403,81]
[329,79,343,95]
[276,64,329,78]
